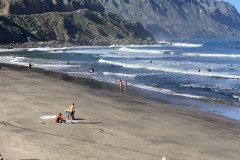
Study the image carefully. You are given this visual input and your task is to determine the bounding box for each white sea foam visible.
[184,53,240,58]
[149,66,240,79]
[233,95,240,101]
[131,84,205,99]
[28,47,67,52]
[103,72,136,78]
[180,84,211,90]
[99,59,240,79]
[109,44,123,48]
[6,56,30,66]
[0,48,26,52]
[180,84,202,88]
[118,47,167,54]
[98,59,143,69]
[35,64,71,69]
[172,42,203,47]
[170,52,176,55]
[0,56,14,63]
[10,56,27,62]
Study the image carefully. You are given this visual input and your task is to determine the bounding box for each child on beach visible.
[64,109,70,120]
[54,113,65,123]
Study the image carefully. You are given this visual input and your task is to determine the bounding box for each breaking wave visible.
[172,42,203,47]
[131,84,206,99]
[103,72,136,78]
[183,53,240,58]
[99,59,240,79]
[118,47,168,54]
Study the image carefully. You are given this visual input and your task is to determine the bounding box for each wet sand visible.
[1,66,240,160]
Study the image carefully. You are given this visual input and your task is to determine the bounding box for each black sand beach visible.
[1,64,240,160]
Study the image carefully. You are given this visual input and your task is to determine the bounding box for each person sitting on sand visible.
[69,103,75,123]
[0,153,3,160]
[55,113,65,123]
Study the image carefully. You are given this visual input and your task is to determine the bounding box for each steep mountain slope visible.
[99,0,240,39]
[0,0,155,45]
[0,0,105,15]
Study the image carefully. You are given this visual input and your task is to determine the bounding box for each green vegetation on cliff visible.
[0,0,155,45]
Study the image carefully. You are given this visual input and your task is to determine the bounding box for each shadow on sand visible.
[73,121,102,124]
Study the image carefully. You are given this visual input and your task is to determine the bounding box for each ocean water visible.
[1,38,240,120]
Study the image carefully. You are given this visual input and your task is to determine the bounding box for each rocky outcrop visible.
[99,0,240,39]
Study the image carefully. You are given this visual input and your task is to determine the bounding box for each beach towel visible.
[40,115,57,119]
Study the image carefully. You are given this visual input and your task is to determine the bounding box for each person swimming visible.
[90,68,94,73]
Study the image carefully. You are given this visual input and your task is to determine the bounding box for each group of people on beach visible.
[55,103,75,124]
[117,78,127,94]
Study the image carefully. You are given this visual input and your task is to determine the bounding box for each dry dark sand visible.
[0,67,240,160]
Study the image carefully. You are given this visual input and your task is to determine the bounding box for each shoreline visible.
[0,38,157,49]
[1,62,240,121]
[1,66,240,159]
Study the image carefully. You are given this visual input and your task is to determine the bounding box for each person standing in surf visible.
[29,62,33,71]
[117,78,122,94]
[76,66,78,72]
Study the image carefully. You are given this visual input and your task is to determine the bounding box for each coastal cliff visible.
[0,0,155,46]
[0,0,105,15]
[99,0,240,39]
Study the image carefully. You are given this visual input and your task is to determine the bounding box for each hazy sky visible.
[221,0,240,13]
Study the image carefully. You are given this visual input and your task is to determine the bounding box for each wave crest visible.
[118,47,168,54]
[172,42,203,47]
